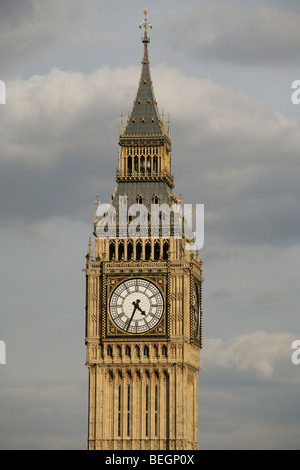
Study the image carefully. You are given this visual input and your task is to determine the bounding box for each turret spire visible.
[121,7,169,142]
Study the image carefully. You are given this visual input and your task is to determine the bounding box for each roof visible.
[121,34,166,140]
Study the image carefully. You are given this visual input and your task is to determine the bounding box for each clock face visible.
[109,278,164,334]
[193,282,200,336]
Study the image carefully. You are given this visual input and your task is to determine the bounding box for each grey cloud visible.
[0,376,86,450]
[0,0,99,78]
[166,3,300,66]
[2,65,300,251]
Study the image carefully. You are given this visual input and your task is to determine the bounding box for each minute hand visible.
[126,302,138,331]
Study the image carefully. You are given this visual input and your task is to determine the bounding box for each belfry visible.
[84,8,203,451]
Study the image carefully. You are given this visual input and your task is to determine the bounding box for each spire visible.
[121,7,169,143]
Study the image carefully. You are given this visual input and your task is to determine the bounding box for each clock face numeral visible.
[109,278,164,334]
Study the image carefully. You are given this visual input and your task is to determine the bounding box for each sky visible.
[0,0,300,450]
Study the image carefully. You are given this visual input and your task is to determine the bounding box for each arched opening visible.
[134,155,139,176]
[153,155,158,175]
[136,241,142,260]
[127,156,132,175]
[154,241,160,260]
[140,155,145,175]
[109,241,115,260]
[118,241,124,260]
[146,156,151,175]
[163,241,169,260]
[127,241,133,260]
[145,242,151,260]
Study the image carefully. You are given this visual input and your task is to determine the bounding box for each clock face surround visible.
[109,278,164,334]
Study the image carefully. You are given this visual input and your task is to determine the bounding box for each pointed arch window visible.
[127,156,132,175]
[136,241,142,260]
[153,155,158,175]
[147,156,151,175]
[154,241,160,260]
[155,384,158,437]
[145,241,151,260]
[127,384,131,437]
[140,155,145,174]
[163,241,169,260]
[134,156,139,176]
[145,384,149,437]
[118,240,124,260]
[109,241,115,260]
[127,241,133,260]
[118,384,122,437]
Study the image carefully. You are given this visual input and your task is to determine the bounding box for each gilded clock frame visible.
[102,269,169,340]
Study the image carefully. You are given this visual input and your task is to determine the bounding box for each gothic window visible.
[144,345,149,357]
[147,156,151,175]
[145,384,149,437]
[154,241,160,260]
[109,241,115,260]
[134,155,139,175]
[155,384,158,436]
[118,241,124,260]
[153,194,159,204]
[163,241,169,260]
[162,345,168,357]
[145,241,151,260]
[153,155,158,175]
[127,385,131,437]
[125,345,131,357]
[136,241,142,260]
[140,155,145,174]
[127,156,132,175]
[118,384,121,437]
[107,345,113,357]
[127,241,133,260]
[137,194,143,204]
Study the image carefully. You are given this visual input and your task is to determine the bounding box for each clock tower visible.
[84,8,203,451]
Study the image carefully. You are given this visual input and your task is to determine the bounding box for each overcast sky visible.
[1,0,300,450]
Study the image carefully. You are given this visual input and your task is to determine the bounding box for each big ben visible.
[84,8,203,451]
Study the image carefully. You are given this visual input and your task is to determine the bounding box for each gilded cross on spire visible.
[139,6,152,41]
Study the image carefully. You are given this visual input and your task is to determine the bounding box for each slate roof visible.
[122,35,165,139]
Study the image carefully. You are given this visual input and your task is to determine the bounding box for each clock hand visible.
[136,304,146,316]
[134,298,146,315]
[126,301,139,331]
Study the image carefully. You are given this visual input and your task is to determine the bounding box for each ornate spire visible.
[121,7,169,144]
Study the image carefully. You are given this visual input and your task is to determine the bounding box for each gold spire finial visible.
[139,6,152,36]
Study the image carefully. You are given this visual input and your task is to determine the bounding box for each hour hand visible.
[136,304,146,315]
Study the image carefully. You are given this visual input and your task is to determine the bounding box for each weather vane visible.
[139,7,152,36]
